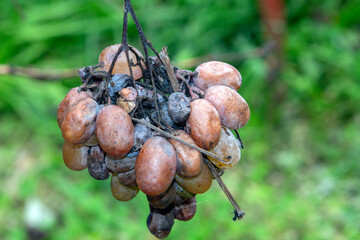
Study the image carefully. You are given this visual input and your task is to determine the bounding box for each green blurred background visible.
[1,0,359,239]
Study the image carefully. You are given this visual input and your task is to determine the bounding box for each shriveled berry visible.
[133,122,153,152]
[105,154,136,173]
[87,146,110,180]
[194,61,242,91]
[174,182,195,200]
[111,174,139,201]
[169,130,203,178]
[62,141,88,171]
[167,92,191,124]
[147,205,175,239]
[175,197,197,221]
[96,105,134,158]
[147,183,177,209]
[135,137,177,196]
[61,98,99,144]
[116,169,137,189]
[204,85,250,129]
[186,99,221,150]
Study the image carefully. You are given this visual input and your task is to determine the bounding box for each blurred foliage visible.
[1,0,360,239]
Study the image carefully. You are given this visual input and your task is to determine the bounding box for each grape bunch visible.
[57,43,250,239]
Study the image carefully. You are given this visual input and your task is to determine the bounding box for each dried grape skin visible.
[57,87,92,128]
[204,85,250,129]
[98,44,145,80]
[61,98,99,144]
[87,146,110,180]
[62,141,88,171]
[194,61,242,91]
[135,137,177,196]
[185,99,221,150]
[111,174,139,201]
[208,127,241,169]
[169,130,203,178]
[175,164,212,194]
[95,105,135,158]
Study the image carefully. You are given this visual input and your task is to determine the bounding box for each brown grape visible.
[62,141,88,171]
[186,99,221,150]
[61,98,99,144]
[87,146,110,180]
[175,163,212,194]
[84,133,98,147]
[116,169,137,189]
[194,61,242,91]
[174,197,197,221]
[204,85,250,129]
[95,105,135,158]
[105,154,136,173]
[135,137,177,196]
[57,87,92,127]
[111,174,139,201]
[208,127,241,169]
[98,44,145,80]
[147,183,177,209]
[147,205,175,239]
[168,130,203,178]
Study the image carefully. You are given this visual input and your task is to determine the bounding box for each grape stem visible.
[203,158,245,221]
[131,117,245,221]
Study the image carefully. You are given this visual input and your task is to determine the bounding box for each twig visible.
[159,47,180,92]
[204,158,245,221]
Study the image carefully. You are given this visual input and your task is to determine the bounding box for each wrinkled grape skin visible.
[147,183,177,209]
[62,141,88,171]
[98,44,145,80]
[194,61,242,91]
[186,99,221,150]
[205,85,250,129]
[116,169,137,189]
[133,122,153,152]
[96,105,134,158]
[135,137,177,196]
[57,87,92,128]
[175,197,197,221]
[147,205,175,239]
[105,154,136,173]
[61,98,99,144]
[169,130,203,178]
[167,92,191,124]
[87,146,110,180]
[111,174,139,201]
[208,127,241,169]
[175,164,212,194]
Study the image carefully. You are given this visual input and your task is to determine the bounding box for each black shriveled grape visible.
[87,146,110,180]
[116,169,137,189]
[133,122,153,152]
[147,183,176,209]
[167,92,191,124]
[108,74,132,101]
[105,154,137,173]
[147,204,175,239]
[150,103,183,129]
